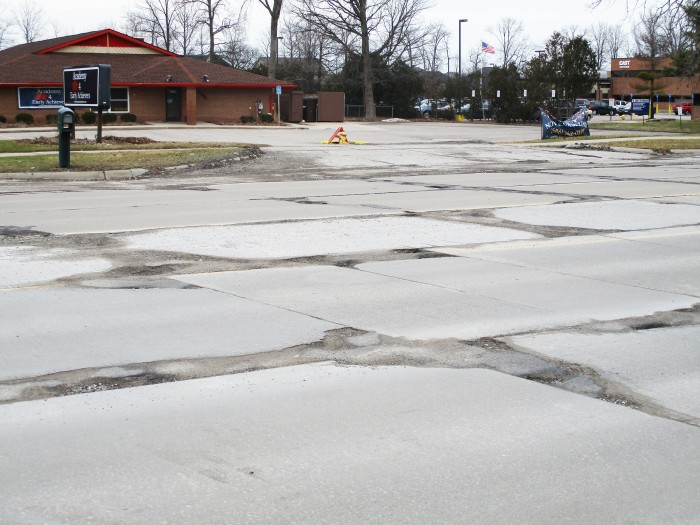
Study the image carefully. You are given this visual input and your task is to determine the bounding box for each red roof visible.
[0,29,293,89]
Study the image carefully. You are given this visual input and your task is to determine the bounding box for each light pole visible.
[457,18,468,119]
[275,36,283,75]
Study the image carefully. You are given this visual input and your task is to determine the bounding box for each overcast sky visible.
[43,0,632,59]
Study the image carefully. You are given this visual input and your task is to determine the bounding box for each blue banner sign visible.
[631,98,650,115]
[18,87,64,109]
[541,108,590,139]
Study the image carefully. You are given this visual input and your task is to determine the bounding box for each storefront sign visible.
[618,60,631,68]
[17,87,64,109]
[63,64,111,109]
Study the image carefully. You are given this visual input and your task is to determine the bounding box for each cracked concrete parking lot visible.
[1,121,700,524]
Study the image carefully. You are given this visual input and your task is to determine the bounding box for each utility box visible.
[57,107,75,132]
[57,107,76,168]
[317,92,345,122]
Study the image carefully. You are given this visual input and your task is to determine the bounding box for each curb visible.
[0,168,148,181]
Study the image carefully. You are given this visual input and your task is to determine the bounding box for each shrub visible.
[240,115,255,124]
[45,114,57,125]
[15,113,34,125]
[261,113,275,123]
[0,115,6,123]
[120,113,137,122]
[102,113,117,124]
[81,110,97,124]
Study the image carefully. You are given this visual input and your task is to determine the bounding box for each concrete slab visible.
[505,180,700,199]
[549,165,700,180]
[356,257,696,324]
[125,216,541,259]
[0,288,337,380]
[381,172,601,188]
[505,326,700,418]
[653,196,700,206]
[0,197,384,234]
[608,225,700,251]
[176,264,697,340]
[0,188,253,213]
[207,179,427,198]
[494,200,700,230]
[307,188,569,212]
[0,247,111,288]
[1,366,699,524]
[434,232,700,296]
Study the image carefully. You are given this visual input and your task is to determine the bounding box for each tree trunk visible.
[360,7,375,120]
[269,20,279,80]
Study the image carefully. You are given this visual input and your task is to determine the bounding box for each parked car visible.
[589,100,615,115]
[672,103,691,115]
[418,99,434,117]
[618,102,632,115]
[573,98,592,120]
[611,100,627,114]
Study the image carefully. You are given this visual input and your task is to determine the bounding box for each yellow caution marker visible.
[321,126,366,144]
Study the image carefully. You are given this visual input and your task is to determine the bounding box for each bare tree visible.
[633,7,663,58]
[174,0,201,54]
[297,0,428,119]
[608,24,627,58]
[590,0,686,17]
[220,26,258,68]
[418,22,449,73]
[186,0,241,62]
[257,0,283,79]
[488,17,530,68]
[657,7,691,55]
[14,0,44,43]
[589,22,610,70]
[465,48,485,75]
[0,20,12,49]
[126,0,179,51]
[133,0,179,51]
[561,25,588,41]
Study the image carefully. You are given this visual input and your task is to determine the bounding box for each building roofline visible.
[36,29,178,57]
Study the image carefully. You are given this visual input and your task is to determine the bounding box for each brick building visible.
[610,57,699,110]
[0,29,295,125]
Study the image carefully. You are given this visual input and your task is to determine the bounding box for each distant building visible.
[0,28,295,125]
[610,57,698,108]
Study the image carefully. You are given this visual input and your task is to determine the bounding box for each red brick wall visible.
[129,87,166,121]
[195,88,275,123]
[0,86,280,124]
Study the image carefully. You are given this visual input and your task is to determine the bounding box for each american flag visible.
[482,41,495,54]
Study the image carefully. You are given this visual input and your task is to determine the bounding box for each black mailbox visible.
[57,106,76,168]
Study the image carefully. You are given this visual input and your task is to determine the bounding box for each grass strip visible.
[590,118,700,134]
[0,139,249,153]
[0,147,243,172]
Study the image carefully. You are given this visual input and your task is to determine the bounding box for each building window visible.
[109,87,129,112]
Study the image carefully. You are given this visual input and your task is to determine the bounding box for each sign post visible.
[275,85,282,125]
[63,64,111,143]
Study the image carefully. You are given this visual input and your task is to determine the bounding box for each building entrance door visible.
[165,88,181,121]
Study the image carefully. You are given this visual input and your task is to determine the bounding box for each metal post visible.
[97,107,103,143]
[457,19,467,119]
[58,133,70,168]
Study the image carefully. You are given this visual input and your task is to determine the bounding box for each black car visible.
[589,100,616,116]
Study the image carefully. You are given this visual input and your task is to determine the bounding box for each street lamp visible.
[457,18,468,119]
[275,36,283,75]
